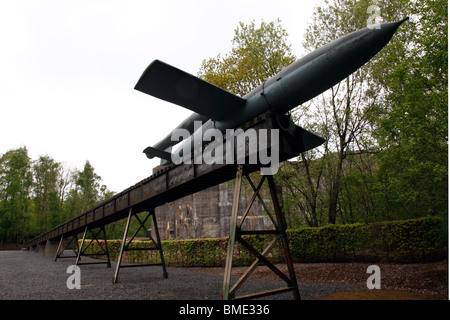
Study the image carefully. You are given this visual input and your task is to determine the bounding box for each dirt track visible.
[188,261,448,300]
[0,250,354,300]
[0,250,447,300]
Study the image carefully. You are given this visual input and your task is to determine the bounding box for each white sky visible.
[0,0,322,193]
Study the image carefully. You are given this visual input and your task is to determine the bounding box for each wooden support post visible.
[222,165,300,300]
[54,236,64,261]
[223,165,243,300]
[75,226,87,266]
[101,226,111,268]
[113,209,132,284]
[267,175,300,300]
[150,207,168,279]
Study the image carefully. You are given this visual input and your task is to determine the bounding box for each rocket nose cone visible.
[386,17,409,33]
[380,17,409,31]
[390,17,410,31]
[397,17,410,26]
[372,17,409,42]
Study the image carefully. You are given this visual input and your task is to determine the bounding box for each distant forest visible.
[0,147,113,243]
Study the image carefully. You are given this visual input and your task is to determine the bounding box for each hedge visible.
[287,216,447,262]
[81,216,447,267]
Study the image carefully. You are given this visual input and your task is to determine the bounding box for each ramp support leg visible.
[222,165,300,300]
[54,234,80,261]
[112,208,168,284]
[113,208,132,284]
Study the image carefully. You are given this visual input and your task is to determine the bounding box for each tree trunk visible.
[328,153,344,224]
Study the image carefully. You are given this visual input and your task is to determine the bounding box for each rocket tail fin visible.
[294,126,326,153]
[143,146,172,162]
[276,114,325,154]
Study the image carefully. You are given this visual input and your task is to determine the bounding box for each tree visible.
[32,155,62,232]
[298,0,384,224]
[0,147,33,243]
[296,0,447,223]
[0,145,114,243]
[198,19,296,95]
[74,160,101,212]
[369,0,448,218]
[278,159,327,227]
[70,160,112,214]
[56,163,76,209]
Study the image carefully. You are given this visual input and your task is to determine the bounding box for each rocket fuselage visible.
[139,19,408,162]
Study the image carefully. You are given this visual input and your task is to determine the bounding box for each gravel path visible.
[0,250,356,300]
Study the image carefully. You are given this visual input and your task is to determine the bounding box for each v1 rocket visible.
[135,18,408,165]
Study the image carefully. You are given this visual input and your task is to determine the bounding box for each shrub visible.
[81,216,447,266]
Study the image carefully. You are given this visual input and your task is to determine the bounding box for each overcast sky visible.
[0,0,322,193]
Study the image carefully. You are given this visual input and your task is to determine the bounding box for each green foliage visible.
[74,161,101,212]
[288,216,447,263]
[32,155,62,233]
[198,19,296,95]
[288,223,368,262]
[0,146,112,243]
[84,217,446,266]
[370,0,448,219]
[376,217,447,261]
[0,147,33,243]
[73,160,112,212]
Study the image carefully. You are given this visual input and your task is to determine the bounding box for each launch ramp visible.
[26,112,319,299]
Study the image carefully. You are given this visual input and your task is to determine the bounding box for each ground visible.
[1,244,447,300]
[186,260,448,300]
[0,243,23,250]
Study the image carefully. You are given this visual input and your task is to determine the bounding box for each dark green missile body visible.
[135,19,408,164]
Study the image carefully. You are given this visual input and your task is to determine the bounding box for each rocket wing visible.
[135,60,246,121]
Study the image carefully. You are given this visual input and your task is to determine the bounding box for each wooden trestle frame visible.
[222,165,300,300]
[76,226,111,267]
[54,208,167,285]
[112,208,168,284]
[54,234,80,261]
[54,226,111,268]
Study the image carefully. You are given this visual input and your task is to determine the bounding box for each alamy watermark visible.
[366,265,381,289]
[66,265,81,290]
[171,121,280,175]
